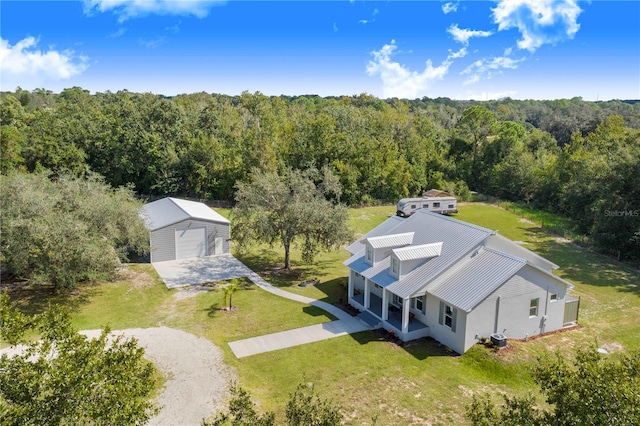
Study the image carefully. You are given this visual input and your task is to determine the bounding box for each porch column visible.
[348,271,354,300]
[364,279,371,309]
[402,297,410,334]
[382,289,389,321]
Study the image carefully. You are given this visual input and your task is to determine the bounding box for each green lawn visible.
[6,203,640,425]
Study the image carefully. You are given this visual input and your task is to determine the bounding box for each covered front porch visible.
[350,292,429,341]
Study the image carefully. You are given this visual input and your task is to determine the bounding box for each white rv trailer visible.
[396,191,458,217]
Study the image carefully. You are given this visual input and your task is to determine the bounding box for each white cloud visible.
[442,2,459,14]
[83,0,226,22]
[0,37,89,89]
[448,47,467,59]
[467,90,518,101]
[366,40,454,99]
[359,8,378,25]
[492,0,582,52]
[461,55,525,84]
[333,22,338,33]
[447,24,493,46]
[463,74,481,86]
[107,27,127,38]
[138,36,166,49]
[165,20,181,34]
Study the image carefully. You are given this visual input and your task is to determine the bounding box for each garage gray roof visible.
[429,247,526,312]
[140,197,230,231]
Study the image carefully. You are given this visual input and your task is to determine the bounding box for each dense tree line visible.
[1,88,638,261]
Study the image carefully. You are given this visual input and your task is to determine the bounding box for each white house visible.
[140,197,230,263]
[344,210,579,354]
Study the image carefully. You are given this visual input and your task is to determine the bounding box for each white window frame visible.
[444,305,454,328]
[393,294,403,307]
[529,298,539,317]
[391,257,399,276]
[550,293,558,302]
[433,202,441,208]
[366,245,373,264]
[415,296,424,312]
[439,301,456,332]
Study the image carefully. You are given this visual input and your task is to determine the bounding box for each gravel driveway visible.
[2,327,236,425]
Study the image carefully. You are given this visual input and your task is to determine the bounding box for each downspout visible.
[494,296,500,334]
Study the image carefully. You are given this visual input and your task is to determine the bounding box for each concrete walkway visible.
[153,254,371,357]
[228,318,368,358]
[228,270,370,357]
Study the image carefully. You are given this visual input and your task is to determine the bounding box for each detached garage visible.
[140,197,230,263]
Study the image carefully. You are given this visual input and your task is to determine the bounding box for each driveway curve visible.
[81,327,236,425]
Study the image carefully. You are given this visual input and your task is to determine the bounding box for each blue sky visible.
[1,1,638,100]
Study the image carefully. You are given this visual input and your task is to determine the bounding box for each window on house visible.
[433,202,441,208]
[439,301,457,332]
[530,298,539,317]
[448,204,454,208]
[366,245,373,263]
[423,204,429,208]
[550,293,558,302]
[391,257,399,275]
[444,305,454,327]
[415,295,424,313]
[393,294,403,306]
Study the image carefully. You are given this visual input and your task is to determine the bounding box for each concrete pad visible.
[228,318,370,358]
[152,254,252,288]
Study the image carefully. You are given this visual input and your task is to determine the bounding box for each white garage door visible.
[175,227,207,260]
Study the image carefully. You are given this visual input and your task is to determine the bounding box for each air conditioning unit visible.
[490,333,508,348]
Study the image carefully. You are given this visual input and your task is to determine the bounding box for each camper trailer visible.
[396,189,458,217]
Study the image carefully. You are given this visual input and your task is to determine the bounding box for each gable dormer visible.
[364,232,414,266]
[389,242,443,279]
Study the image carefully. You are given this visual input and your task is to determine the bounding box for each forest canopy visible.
[1,88,639,262]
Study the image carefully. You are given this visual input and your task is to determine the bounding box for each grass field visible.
[5,202,640,425]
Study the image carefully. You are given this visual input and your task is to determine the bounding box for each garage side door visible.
[175,227,207,260]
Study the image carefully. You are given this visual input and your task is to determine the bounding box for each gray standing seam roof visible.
[367,232,414,249]
[140,197,230,231]
[393,242,443,261]
[429,247,526,312]
[385,211,494,298]
[345,215,405,254]
[344,210,495,298]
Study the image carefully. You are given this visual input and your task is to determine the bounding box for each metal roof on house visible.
[367,232,414,249]
[345,216,404,255]
[385,211,494,298]
[393,242,443,261]
[140,197,230,231]
[429,247,526,312]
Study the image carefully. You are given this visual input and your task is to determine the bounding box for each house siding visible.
[426,295,467,354]
[463,265,568,352]
[150,219,230,262]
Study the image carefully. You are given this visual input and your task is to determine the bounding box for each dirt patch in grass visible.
[119,266,156,289]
